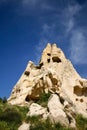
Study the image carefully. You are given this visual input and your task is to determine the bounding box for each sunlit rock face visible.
[8,43,87,128]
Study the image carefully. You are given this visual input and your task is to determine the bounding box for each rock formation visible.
[8,43,87,128]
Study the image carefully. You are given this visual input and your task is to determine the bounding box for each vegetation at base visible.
[25,114,87,130]
[25,115,41,124]
[0,98,28,130]
[30,118,72,130]
[0,96,87,130]
[0,97,7,103]
[75,114,87,130]
[35,92,51,107]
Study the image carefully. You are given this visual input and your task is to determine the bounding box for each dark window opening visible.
[52,56,61,63]
[40,77,43,80]
[76,98,78,101]
[39,62,43,67]
[25,95,30,102]
[47,53,51,56]
[36,62,43,69]
[79,80,83,86]
[47,59,50,63]
[74,85,87,96]
[24,71,30,76]
[83,88,87,96]
[80,98,84,102]
[74,85,83,96]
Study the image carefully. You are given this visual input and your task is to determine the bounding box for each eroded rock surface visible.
[27,103,49,120]
[8,43,87,128]
[18,122,30,130]
[48,94,69,126]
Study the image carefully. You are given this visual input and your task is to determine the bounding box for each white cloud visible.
[42,24,56,37]
[61,3,87,65]
[62,4,81,34]
[67,4,81,16]
[66,19,74,33]
[70,30,87,64]
[42,24,51,34]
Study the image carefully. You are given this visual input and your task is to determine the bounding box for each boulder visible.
[28,103,49,120]
[18,122,30,130]
[48,94,69,126]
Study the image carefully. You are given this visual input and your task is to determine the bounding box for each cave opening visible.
[52,56,61,63]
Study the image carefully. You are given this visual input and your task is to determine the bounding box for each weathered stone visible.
[18,122,30,130]
[8,43,87,127]
[27,103,49,120]
[48,94,69,126]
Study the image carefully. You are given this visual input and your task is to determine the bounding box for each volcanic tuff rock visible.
[8,43,87,128]
[18,122,30,130]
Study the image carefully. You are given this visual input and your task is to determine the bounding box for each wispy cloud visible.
[60,3,87,65]
[41,24,56,39]
[17,0,87,65]
[62,4,81,34]
[20,0,54,13]
[70,29,87,64]
[21,0,40,7]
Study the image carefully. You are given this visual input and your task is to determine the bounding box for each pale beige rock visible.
[40,43,51,66]
[63,100,76,128]
[18,122,30,130]
[8,43,87,127]
[48,94,69,126]
[28,103,49,120]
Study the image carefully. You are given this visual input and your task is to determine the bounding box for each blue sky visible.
[0,0,87,98]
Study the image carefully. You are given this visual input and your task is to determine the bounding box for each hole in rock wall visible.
[74,85,87,96]
[80,98,84,102]
[25,95,30,102]
[39,62,43,67]
[52,56,61,63]
[49,73,58,85]
[67,115,73,124]
[74,85,83,96]
[52,78,58,85]
[79,80,83,86]
[83,88,87,96]
[36,62,43,69]
[59,96,65,104]
[76,98,78,101]
[24,71,30,76]
[47,59,50,63]
[47,53,51,56]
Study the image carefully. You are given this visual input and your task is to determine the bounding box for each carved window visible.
[24,71,30,76]
[52,56,61,63]
[47,59,50,63]
[25,95,30,102]
[47,53,51,56]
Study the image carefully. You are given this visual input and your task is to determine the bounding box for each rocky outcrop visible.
[27,103,49,120]
[18,122,30,130]
[8,43,87,128]
[48,94,69,126]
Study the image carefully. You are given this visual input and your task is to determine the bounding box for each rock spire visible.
[8,43,87,128]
